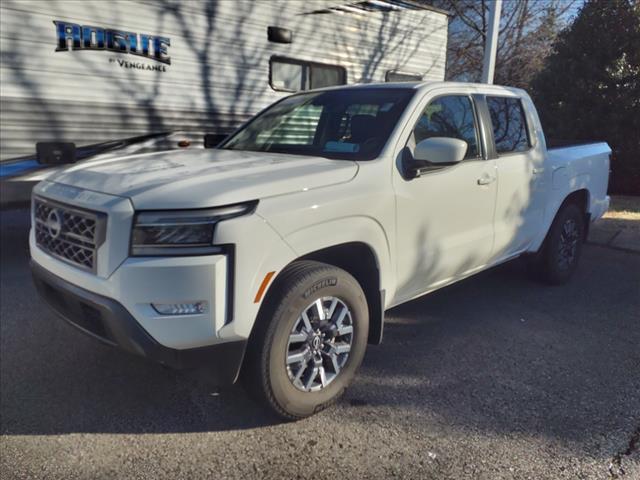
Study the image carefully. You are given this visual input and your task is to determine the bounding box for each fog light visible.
[152,301,208,315]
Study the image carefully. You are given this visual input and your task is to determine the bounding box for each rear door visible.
[485,95,546,260]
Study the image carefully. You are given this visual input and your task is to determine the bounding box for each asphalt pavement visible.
[1,208,639,479]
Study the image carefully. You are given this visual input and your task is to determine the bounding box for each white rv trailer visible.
[0,0,448,166]
[0,0,448,206]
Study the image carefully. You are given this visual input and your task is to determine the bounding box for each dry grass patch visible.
[600,196,640,235]
[605,196,640,220]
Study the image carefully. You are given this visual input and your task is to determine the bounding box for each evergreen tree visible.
[531,0,640,194]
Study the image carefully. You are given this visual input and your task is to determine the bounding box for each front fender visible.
[213,213,298,340]
[282,216,393,301]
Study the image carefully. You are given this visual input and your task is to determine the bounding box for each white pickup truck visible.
[30,82,610,419]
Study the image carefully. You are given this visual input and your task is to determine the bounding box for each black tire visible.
[241,260,369,420]
[527,202,585,285]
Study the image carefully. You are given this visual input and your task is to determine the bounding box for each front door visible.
[393,93,497,303]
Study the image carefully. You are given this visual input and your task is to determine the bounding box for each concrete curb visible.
[588,221,640,254]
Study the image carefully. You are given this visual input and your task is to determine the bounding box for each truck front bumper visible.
[31,261,247,384]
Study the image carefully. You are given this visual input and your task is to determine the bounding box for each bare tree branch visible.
[429,0,579,87]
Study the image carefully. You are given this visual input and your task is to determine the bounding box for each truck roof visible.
[316,81,527,97]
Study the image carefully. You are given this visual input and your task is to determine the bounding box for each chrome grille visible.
[33,197,106,272]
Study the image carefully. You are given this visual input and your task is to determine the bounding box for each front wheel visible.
[242,261,369,420]
[527,202,585,285]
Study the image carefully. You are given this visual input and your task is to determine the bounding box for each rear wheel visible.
[242,261,369,420]
[527,202,585,285]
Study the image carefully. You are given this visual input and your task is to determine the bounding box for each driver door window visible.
[410,95,480,159]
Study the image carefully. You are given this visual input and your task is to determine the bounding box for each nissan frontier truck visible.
[30,82,610,419]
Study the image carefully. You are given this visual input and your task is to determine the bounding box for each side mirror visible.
[204,133,228,149]
[36,142,77,165]
[414,137,467,165]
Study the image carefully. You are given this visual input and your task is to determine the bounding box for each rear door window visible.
[487,97,530,154]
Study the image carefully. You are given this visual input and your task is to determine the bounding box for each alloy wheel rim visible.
[558,218,579,270]
[286,296,354,392]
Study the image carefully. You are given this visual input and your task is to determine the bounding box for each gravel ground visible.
[1,208,639,480]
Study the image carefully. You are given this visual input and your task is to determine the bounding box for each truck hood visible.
[48,149,359,209]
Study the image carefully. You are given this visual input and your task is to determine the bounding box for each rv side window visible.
[271,61,304,92]
[386,70,423,82]
[270,57,346,92]
[310,64,346,89]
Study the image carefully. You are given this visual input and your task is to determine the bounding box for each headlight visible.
[130,202,256,256]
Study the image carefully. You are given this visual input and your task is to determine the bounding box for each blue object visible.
[0,160,42,178]
[324,141,359,153]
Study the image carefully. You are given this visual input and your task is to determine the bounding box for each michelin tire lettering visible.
[303,278,338,298]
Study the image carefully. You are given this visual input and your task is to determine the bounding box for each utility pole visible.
[481,0,502,84]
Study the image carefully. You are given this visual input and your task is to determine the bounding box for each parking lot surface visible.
[1,208,639,479]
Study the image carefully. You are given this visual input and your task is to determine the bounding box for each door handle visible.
[477,175,495,185]
[533,167,545,175]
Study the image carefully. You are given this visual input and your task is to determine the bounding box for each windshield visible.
[221,88,415,160]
